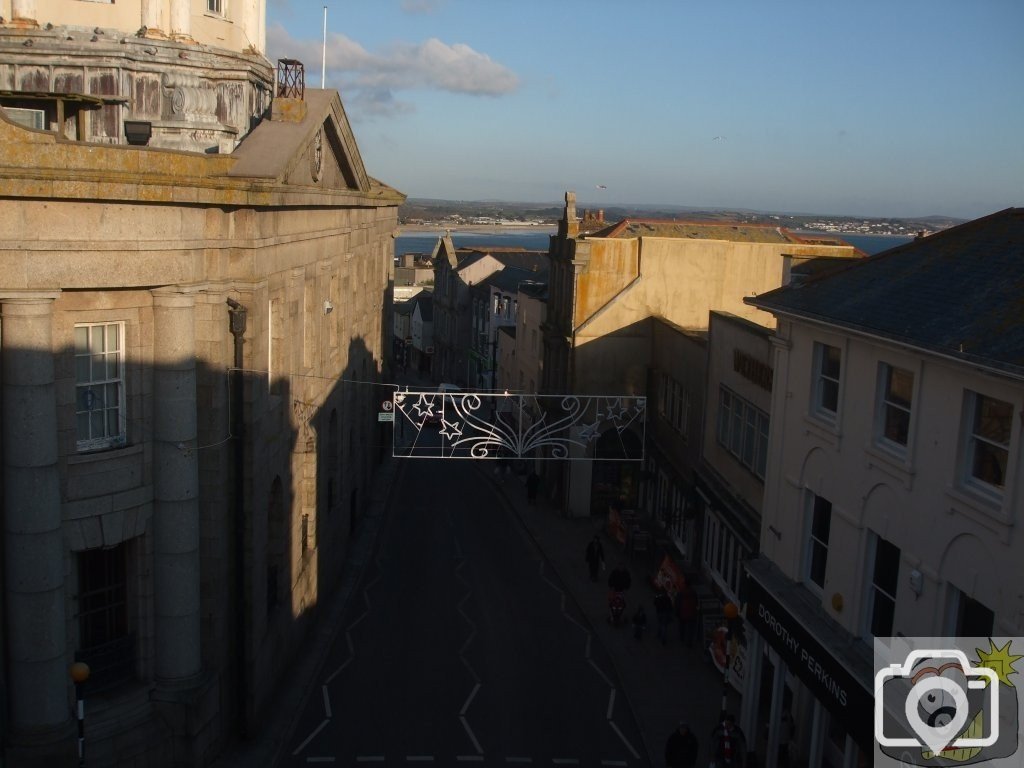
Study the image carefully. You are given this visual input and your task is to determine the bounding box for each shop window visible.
[74,322,126,451]
[805,493,832,589]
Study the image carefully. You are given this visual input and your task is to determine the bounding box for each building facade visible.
[0,3,402,765]
[743,209,1024,768]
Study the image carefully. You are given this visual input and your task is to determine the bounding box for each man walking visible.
[665,721,698,768]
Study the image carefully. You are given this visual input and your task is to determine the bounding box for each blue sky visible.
[267,0,1023,219]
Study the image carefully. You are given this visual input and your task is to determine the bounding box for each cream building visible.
[543,192,859,518]
[743,209,1024,768]
[1,3,402,765]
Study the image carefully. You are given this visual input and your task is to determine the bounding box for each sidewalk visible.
[485,466,741,768]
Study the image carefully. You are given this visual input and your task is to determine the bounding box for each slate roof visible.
[413,293,433,321]
[746,208,1024,376]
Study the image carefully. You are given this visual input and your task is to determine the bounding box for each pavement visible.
[215,368,740,768]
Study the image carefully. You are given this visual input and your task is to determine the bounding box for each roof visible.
[413,293,433,321]
[461,248,550,276]
[747,208,1024,376]
[589,218,844,246]
[479,266,539,293]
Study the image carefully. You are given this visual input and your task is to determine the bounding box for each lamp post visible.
[69,661,91,766]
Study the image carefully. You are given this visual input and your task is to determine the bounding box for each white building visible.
[742,209,1024,768]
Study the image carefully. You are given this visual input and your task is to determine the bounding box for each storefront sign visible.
[746,575,873,750]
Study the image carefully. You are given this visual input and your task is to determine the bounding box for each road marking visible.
[306,759,336,764]
[606,688,616,720]
[460,715,483,754]
[460,681,481,715]
[321,685,332,718]
[587,657,613,687]
[324,634,356,684]
[292,718,329,756]
[609,720,641,759]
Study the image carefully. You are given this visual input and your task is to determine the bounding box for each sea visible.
[396,229,912,258]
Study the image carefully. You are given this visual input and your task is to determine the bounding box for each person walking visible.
[665,721,698,768]
[585,535,605,581]
[653,585,673,645]
[710,712,746,767]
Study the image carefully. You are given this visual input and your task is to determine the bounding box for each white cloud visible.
[266,24,519,118]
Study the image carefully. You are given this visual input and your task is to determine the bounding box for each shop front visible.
[741,557,874,768]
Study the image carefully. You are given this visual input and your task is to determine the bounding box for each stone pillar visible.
[1,294,70,741]
[10,0,38,26]
[169,0,192,41]
[151,289,202,685]
[140,0,165,37]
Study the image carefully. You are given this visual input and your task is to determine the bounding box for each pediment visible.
[229,89,369,193]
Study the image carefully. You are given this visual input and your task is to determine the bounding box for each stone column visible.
[140,0,165,36]
[151,289,202,686]
[1,294,69,739]
[10,0,37,26]
[169,0,192,41]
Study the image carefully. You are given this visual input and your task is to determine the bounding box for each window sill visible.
[69,442,141,465]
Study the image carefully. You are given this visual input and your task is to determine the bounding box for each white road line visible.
[348,608,369,629]
[291,718,329,756]
[321,685,332,718]
[460,681,481,715]
[323,634,356,684]
[306,758,336,764]
[460,715,483,754]
[587,658,613,687]
[605,688,616,720]
[609,720,641,759]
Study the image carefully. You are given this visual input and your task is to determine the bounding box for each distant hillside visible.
[399,198,964,237]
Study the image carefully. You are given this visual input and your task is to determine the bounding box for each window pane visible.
[871,593,895,637]
[75,326,88,353]
[971,441,1008,487]
[77,412,90,439]
[883,404,910,445]
[812,496,831,541]
[107,408,120,437]
[742,408,756,466]
[974,395,1012,445]
[809,541,827,587]
[106,324,120,352]
[75,354,91,384]
[886,367,913,408]
[874,539,900,593]
[820,379,839,412]
[821,345,841,379]
[90,327,104,354]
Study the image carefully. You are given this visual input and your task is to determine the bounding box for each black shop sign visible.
[746,576,873,750]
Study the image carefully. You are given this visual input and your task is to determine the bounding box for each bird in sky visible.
[595,184,607,189]
[712,135,725,142]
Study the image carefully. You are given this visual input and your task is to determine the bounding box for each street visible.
[283,458,645,766]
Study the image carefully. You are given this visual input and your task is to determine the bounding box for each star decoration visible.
[412,393,436,420]
[579,421,601,442]
[439,419,462,440]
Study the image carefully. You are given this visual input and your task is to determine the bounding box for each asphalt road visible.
[282,458,646,767]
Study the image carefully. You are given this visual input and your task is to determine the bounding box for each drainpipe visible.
[226,297,248,737]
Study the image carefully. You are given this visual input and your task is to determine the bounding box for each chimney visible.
[272,58,308,122]
[597,209,604,222]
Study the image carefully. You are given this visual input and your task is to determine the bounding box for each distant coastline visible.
[398,223,558,236]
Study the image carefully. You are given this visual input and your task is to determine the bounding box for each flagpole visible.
[321,5,327,88]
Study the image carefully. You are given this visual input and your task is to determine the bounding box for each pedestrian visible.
[653,585,673,645]
[631,604,647,640]
[585,535,605,581]
[710,712,746,767]
[526,471,540,503]
[665,721,698,768]
[674,580,698,647]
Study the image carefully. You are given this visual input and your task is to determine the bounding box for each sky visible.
[266,0,1024,220]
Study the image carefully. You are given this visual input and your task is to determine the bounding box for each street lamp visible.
[69,661,90,766]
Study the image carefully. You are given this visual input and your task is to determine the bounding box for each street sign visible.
[378,412,394,422]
